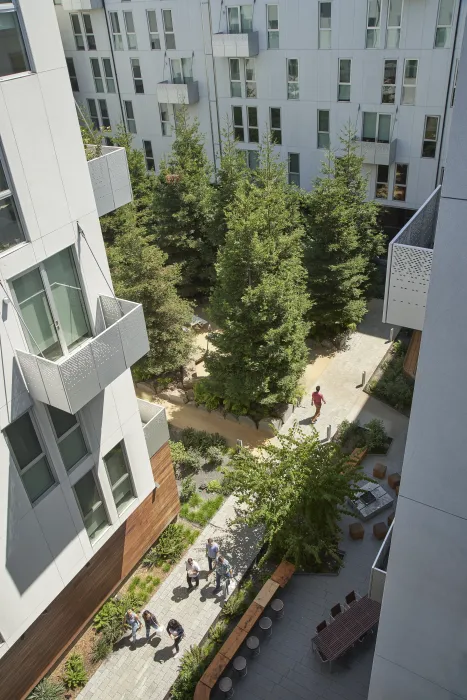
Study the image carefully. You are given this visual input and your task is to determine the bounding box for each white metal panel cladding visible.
[15,352,49,404]
[156,81,200,105]
[60,343,100,412]
[137,399,170,459]
[119,305,150,367]
[212,32,259,57]
[87,146,132,217]
[385,244,433,331]
[91,323,127,388]
[37,358,69,413]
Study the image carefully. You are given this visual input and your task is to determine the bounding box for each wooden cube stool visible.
[373,462,387,479]
[349,522,364,540]
[373,521,388,540]
[388,472,401,490]
[387,512,395,527]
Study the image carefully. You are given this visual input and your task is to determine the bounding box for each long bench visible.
[194,560,295,699]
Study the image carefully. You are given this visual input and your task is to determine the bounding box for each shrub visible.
[180,427,228,454]
[93,591,141,632]
[27,678,65,700]
[169,440,188,467]
[334,419,365,449]
[162,562,171,573]
[206,479,222,494]
[63,654,88,690]
[208,619,229,644]
[365,418,389,452]
[171,643,216,700]
[193,379,221,411]
[367,341,414,412]
[182,448,204,473]
[221,587,250,619]
[91,635,112,663]
[180,476,197,503]
[144,523,196,567]
[101,616,125,646]
[180,494,223,526]
[206,445,224,466]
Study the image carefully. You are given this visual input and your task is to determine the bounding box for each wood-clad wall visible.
[0,441,179,700]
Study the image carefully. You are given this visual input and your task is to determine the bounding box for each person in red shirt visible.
[311,385,326,423]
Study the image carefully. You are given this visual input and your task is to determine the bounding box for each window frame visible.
[288,153,300,187]
[123,10,137,50]
[375,164,389,199]
[247,105,259,143]
[0,3,31,78]
[102,58,116,93]
[382,59,397,104]
[421,115,440,158]
[317,109,330,149]
[0,154,25,253]
[98,99,111,130]
[386,0,403,49]
[159,102,172,136]
[232,105,245,142]
[66,57,79,92]
[402,58,418,105]
[124,100,137,134]
[82,13,96,51]
[245,58,257,98]
[109,12,123,51]
[366,0,381,48]
[338,58,351,102]
[90,57,104,93]
[162,9,176,50]
[70,13,85,51]
[287,58,299,100]
[435,0,456,48]
[87,98,100,130]
[73,468,109,543]
[130,57,144,94]
[46,406,89,473]
[393,163,408,201]
[146,10,161,50]
[229,57,242,97]
[318,2,332,49]
[270,107,282,145]
[266,4,279,49]
[170,57,193,85]
[103,441,136,517]
[362,112,391,143]
[143,140,155,171]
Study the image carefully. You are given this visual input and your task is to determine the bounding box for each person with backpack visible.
[166,618,184,655]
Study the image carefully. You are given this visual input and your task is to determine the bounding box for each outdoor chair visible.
[316,620,327,633]
[345,590,361,607]
[330,603,344,621]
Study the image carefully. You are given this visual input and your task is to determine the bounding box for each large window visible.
[5,412,55,503]
[87,98,99,130]
[318,2,331,48]
[130,57,144,93]
[159,103,172,136]
[338,59,351,101]
[382,59,397,103]
[287,58,299,100]
[317,109,330,148]
[124,100,136,133]
[143,140,155,171]
[103,442,135,515]
[98,99,111,130]
[229,58,241,97]
[124,11,137,50]
[102,58,116,93]
[70,14,84,51]
[386,0,403,48]
[393,163,408,201]
[0,6,29,77]
[88,98,110,131]
[228,5,253,33]
[402,59,418,105]
[170,58,193,85]
[435,0,455,47]
[375,165,389,199]
[288,153,300,186]
[147,10,161,50]
[366,0,381,48]
[74,470,109,542]
[422,116,439,158]
[162,9,176,50]
[66,57,79,92]
[247,106,259,142]
[267,5,279,49]
[82,13,96,50]
[48,406,88,472]
[90,58,104,93]
[232,105,244,142]
[0,159,24,252]
[109,12,123,51]
[12,247,91,361]
[362,112,391,143]
[245,58,257,97]
[270,107,281,144]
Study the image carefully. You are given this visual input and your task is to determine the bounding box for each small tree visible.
[304,125,384,339]
[153,108,216,295]
[206,135,309,413]
[223,426,364,569]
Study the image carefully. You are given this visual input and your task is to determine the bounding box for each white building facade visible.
[55,0,465,233]
[0,2,178,697]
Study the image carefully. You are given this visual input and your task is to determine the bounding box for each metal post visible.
[326,425,332,441]
[389,327,394,343]
[236,439,243,450]
[362,371,366,387]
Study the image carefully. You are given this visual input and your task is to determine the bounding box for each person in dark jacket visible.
[142,609,161,640]
[166,618,184,655]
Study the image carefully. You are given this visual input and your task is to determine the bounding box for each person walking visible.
[186,557,200,588]
[311,385,326,423]
[166,618,184,655]
[212,554,232,594]
[124,609,141,646]
[142,609,162,640]
[206,538,219,572]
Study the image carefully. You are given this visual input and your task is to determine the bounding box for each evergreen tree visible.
[305,125,384,339]
[205,136,309,413]
[153,109,216,295]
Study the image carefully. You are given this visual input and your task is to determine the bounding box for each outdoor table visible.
[312,595,381,664]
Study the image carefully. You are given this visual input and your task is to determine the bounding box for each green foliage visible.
[154,108,217,294]
[193,378,221,411]
[183,448,204,473]
[180,426,228,454]
[365,418,389,453]
[206,445,225,467]
[221,586,250,619]
[223,426,365,569]
[206,479,222,493]
[91,635,112,664]
[162,562,171,573]
[63,654,88,690]
[27,678,65,700]
[334,420,366,451]
[180,494,224,526]
[128,574,160,605]
[93,591,141,633]
[144,523,197,567]
[170,643,217,700]
[180,475,197,503]
[304,124,384,339]
[107,227,194,378]
[206,134,310,410]
[208,619,229,644]
[170,440,188,468]
[101,616,126,646]
[368,341,414,412]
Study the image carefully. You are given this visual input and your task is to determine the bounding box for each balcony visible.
[156,81,199,105]
[62,0,102,9]
[383,187,440,331]
[212,31,259,57]
[369,522,393,604]
[87,146,133,217]
[138,400,170,460]
[17,296,149,415]
[355,138,397,165]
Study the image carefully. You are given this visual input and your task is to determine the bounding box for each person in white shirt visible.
[186,557,200,589]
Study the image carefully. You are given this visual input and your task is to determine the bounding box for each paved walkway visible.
[77,498,263,700]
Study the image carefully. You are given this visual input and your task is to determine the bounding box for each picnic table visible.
[312,595,381,664]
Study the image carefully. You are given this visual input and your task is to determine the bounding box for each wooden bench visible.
[194,561,295,700]
[348,447,368,466]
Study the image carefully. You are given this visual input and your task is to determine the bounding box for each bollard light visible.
[390,327,394,342]
[362,371,366,386]
[327,425,332,441]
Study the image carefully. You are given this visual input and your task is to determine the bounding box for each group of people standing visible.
[124,538,232,656]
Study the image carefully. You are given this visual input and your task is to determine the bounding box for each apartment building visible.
[0,2,179,698]
[55,0,465,234]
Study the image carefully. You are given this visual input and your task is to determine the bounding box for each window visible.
[451,58,459,106]
[287,58,299,100]
[159,102,172,136]
[0,159,23,252]
[5,412,55,503]
[70,14,84,51]
[102,58,116,93]
[245,58,257,98]
[362,112,391,142]
[338,59,351,101]
[393,163,408,200]
[98,99,110,130]
[229,58,241,97]
[366,0,381,48]
[109,12,123,50]
[267,5,279,49]
[435,0,455,47]
[103,442,135,515]
[124,11,137,50]
[228,5,253,33]
[130,57,144,93]
[319,2,331,48]
[422,116,439,157]
[247,106,259,142]
[317,109,330,148]
[47,406,88,472]
[90,58,104,93]
[270,107,281,144]
[124,100,136,133]
[12,247,91,360]
[143,140,155,171]
[162,9,176,49]
[288,153,300,186]
[247,150,259,170]
[375,165,389,199]
[0,7,29,77]
[232,106,244,141]
[87,98,100,130]
[170,58,193,85]
[382,59,397,103]
[66,57,79,92]
[402,59,418,105]
[386,0,403,48]
[74,470,109,542]
[82,13,96,50]
[147,10,160,50]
